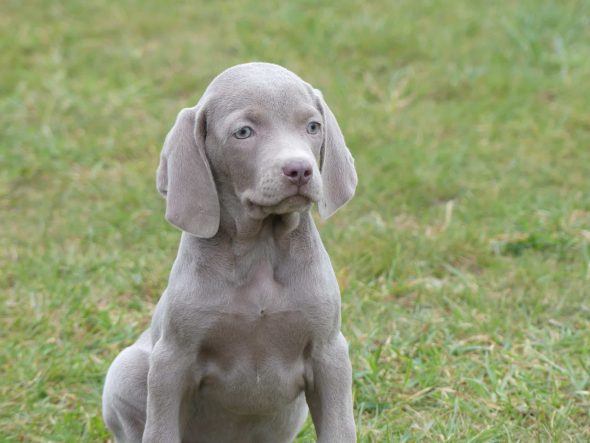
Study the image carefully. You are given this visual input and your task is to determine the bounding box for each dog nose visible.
[282,160,313,186]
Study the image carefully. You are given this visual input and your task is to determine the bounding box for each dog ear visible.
[314,89,358,219]
[156,105,220,238]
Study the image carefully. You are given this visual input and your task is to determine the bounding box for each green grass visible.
[2,0,590,441]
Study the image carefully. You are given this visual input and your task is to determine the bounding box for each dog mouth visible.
[245,193,313,218]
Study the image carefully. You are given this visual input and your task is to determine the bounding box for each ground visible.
[1,0,590,441]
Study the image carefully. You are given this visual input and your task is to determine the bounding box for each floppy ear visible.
[156,105,220,237]
[314,89,358,219]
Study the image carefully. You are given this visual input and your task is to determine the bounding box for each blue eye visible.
[234,126,253,139]
[307,122,321,134]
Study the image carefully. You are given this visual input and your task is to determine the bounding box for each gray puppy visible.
[102,62,357,443]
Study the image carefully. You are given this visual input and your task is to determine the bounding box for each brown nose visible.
[282,160,313,186]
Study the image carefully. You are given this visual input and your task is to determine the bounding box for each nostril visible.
[282,160,313,185]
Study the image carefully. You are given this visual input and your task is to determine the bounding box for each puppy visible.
[103,62,357,443]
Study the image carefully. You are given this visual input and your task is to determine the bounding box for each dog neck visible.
[216,186,308,243]
[178,188,316,261]
[176,202,317,285]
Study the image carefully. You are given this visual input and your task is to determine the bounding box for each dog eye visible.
[306,122,321,135]
[234,126,253,139]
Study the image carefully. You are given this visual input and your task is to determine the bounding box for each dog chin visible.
[246,195,314,219]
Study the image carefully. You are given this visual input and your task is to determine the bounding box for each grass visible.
[2,0,590,441]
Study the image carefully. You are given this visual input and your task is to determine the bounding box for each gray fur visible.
[102,62,357,443]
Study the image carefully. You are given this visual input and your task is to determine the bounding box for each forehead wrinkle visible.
[207,70,313,112]
[293,104,322,123]
[224,107,267,126]
[211,94,316,132]
[205,72,318,138]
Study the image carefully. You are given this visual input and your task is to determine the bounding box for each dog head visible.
[156,63,357,238]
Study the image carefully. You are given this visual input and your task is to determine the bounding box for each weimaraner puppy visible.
[102,62,357,443]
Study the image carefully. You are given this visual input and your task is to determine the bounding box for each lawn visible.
[1,0,590,441]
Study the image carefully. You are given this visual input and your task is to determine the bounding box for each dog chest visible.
[191,263,317,414]
[196,306,310,413]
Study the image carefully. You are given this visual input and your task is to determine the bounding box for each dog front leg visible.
[305,332,356,443]
[142,339,196,443]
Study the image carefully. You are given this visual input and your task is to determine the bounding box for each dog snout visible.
[282,159,313,186]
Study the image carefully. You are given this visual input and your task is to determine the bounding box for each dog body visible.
[102,63,357,443]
